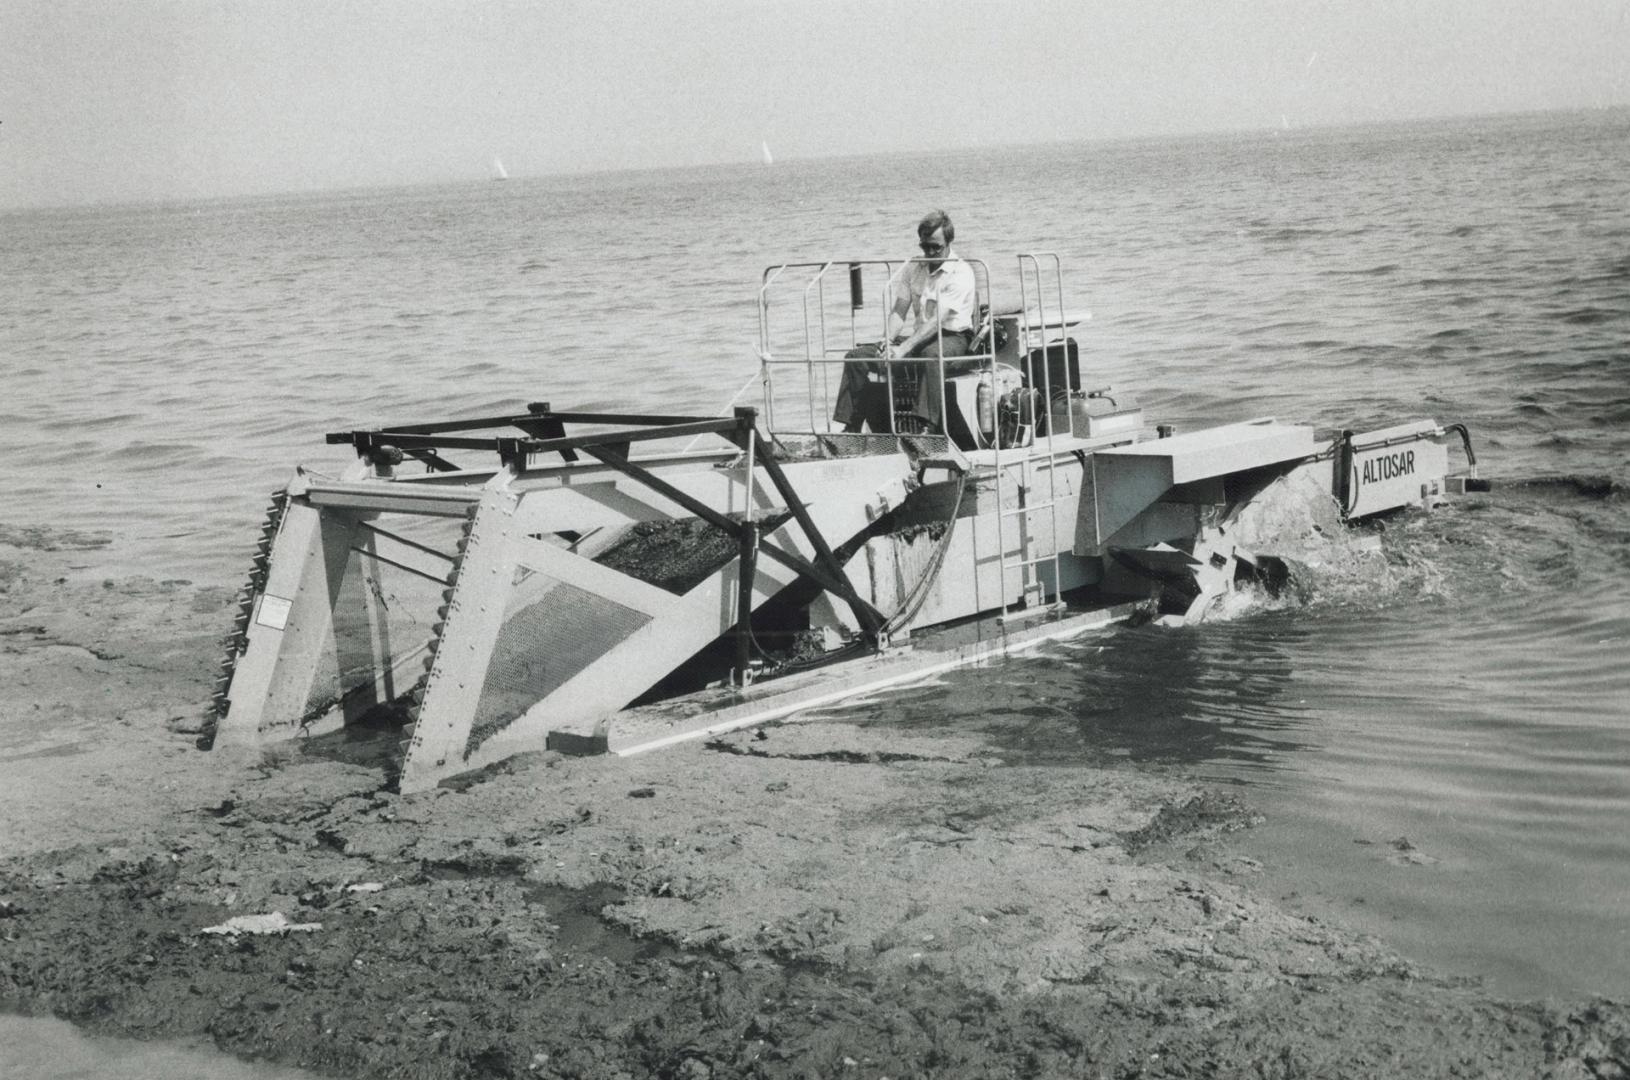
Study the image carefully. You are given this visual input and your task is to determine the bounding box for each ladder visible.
[992,254,1068,622]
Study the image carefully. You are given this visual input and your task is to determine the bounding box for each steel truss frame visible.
[325,402,887,649]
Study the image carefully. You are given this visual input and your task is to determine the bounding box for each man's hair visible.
[917,209,954,245]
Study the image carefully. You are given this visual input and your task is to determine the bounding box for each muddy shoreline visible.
[2,544,1627,1079]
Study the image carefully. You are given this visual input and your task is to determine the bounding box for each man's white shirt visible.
[890,253,977,334]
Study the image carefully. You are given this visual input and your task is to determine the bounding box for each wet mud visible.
[2,541,1628,1079]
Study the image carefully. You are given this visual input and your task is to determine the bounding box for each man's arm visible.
[883,261,922,346]
[889,308,951,358]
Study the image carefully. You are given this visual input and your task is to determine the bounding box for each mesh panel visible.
[465,572,652,754]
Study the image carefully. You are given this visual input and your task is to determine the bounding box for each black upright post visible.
[734,410,758,687]
[735,520,757,687]
[732,407,887,644]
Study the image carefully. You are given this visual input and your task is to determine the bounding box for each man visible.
[834,210,979,433]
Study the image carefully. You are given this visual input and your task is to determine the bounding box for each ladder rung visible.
[998,502,1058,517]
[1002,555,1062,571]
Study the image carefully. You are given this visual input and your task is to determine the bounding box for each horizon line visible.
[4,102,1625,216]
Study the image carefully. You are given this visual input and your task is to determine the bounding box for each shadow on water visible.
[976,480,1624,769]
[1031,619,1318,771]
[855,613,1320,775]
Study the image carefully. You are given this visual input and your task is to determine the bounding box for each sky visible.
[2,0,1627,210]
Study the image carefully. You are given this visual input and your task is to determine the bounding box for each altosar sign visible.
[1347,428,1448,519]
[1362,448,1416,485]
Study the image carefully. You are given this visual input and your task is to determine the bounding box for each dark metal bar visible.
[513,416,580,463]
[329,419,735,459]
[358,521,456,563]
[401,448,462,473]
[511,419,736,455]
[735,520,757,687]
[326,414,537,440]
[348,545,454,587]
[331,432,522,452]
[725,407,887,640]
[326,409,718,443]
[525,406,722,426]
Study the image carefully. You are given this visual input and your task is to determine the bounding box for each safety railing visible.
[756,258,995,441]
[756,254,1080,622]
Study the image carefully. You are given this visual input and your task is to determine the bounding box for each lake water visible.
[2,105,1627,1059]
[0,1014,322,1079]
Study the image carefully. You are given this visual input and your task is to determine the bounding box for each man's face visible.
[919,227,948,270]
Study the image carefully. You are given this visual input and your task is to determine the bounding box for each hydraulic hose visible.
[1441,422,1478,477]
[1336,430,1356,517]
[770,467,969,677]
[884,469,970,636]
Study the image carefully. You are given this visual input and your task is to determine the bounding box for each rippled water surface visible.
[3,109,1628,1004]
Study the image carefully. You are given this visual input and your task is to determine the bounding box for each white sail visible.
[761,141,774,166]
[491,156,509,181]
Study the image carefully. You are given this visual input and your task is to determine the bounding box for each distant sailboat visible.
[761,141,774,166]
[491,156,509,181]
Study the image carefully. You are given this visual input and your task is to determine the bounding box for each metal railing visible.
[756,257,995,440]
[756,253,1080,622]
